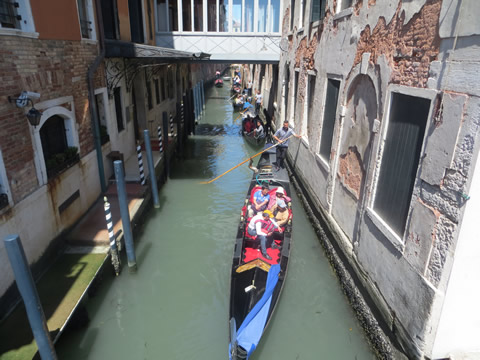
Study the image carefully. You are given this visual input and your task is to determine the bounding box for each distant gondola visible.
[229,147,292,359]
[241,111,266,147]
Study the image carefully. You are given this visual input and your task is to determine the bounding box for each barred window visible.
[319,79,340,161]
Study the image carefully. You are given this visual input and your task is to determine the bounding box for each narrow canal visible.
[56,85,376,359]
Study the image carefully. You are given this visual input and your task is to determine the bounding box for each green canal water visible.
[56,85,376,359]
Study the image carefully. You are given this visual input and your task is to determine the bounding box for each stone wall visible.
[273,0,480,358]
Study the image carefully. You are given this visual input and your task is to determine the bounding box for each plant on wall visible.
[45,146,79,178]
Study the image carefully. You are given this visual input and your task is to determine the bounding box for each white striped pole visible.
[104,197,121,276]
[157,125,163,153]
[181,101,184,125]
[169,113,174,137]
[136,145,146,185]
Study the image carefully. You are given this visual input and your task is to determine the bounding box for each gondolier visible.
[247,210,281,260]
[272,120,301,170]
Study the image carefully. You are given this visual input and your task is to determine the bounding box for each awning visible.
[105,39,211,62]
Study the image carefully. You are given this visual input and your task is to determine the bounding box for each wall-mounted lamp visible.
[8,91,42,127]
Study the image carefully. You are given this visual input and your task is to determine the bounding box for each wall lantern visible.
[8,91,42,127]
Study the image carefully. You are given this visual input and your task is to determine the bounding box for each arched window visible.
[40,115,78,179]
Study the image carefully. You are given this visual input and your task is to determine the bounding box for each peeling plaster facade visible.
[270,0,480,358]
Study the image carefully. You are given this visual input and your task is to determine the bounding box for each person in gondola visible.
[247,210,282,260]
[271,199,289,228]
[254,119,264,139]
[251,185,270,214]
[233,74,241,86]
[273,120,302,170]
[243,115,254,133]
[267,186,290,209]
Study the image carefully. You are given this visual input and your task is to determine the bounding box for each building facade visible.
[0,0,212,318]
[273,0,480,358]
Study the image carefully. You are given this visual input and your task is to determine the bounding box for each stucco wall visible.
[274,0,480,358]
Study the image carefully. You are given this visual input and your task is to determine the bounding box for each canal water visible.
[56,85,376,359]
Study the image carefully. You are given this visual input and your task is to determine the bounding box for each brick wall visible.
[0,36,104,203]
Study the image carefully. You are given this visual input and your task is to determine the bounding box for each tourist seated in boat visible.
[243,99,254,111]
[251,185,270,214]
[267,186,291,209]
[243,115,255,133]
[270,199,289,227]
[253,119,264,139]
[235,94,244,105]
[246,210,283,260]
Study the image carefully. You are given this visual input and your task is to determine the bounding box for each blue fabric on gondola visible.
[233,264,281,359]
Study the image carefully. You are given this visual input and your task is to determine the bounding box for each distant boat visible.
[223,76,231,81]
[229,148,292,360]
[215,78,224,87]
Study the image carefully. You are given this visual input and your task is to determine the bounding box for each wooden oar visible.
[200,134,294,184]
[233,108,248,122]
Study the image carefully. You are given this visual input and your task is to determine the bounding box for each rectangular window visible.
[157,0,168,31]
[219,0,228,31]
[258,0,268,32]
[374,93,430,236]
[168,68,174,99]
[207,0,216,31]
[270,0,280,32]
[102,0,120,39]
[303,74,315,141]
[193,0,203,31]
[293,70,299,122]
[232,0,242,32]
[319,79,340,161]
[339,0,353,11]
[114,87,124,132]
[161,76,166,100]
[244,0,254,32]
[284,67,290,121]
[169,0,178,30]
[301,0,306,28]
[0,0,20,29]
[77,0,92,38]
[182,0,192,31]
[290,0,295,31]
[311,0,326,22]
[154,79,160,104]
[146,80,153,109]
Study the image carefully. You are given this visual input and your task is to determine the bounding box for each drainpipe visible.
[87,0,107,193]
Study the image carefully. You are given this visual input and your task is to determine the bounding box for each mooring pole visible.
[104,197,121,276]
[157,125,164,154]
[4,235,57,360]
[136,145,146,186]
[201,80,205,113]
[113,160,137,272]
[193,83,198,122]
[162,112,170,179]
[143,129,160,209]
[169,113,174,137]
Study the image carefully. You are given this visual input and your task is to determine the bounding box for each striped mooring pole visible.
[157,125,163,153]
[104,196,121,276]
[180,101,184,125]
[169,113,174,136]
[136,145,146,185]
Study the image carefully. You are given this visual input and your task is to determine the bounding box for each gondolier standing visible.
[272,120,301,170]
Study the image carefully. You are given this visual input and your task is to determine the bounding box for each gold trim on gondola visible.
[236,259,271,273]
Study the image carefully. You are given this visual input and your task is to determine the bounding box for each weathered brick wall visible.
[354,0,441,88]
[0,36,104,203]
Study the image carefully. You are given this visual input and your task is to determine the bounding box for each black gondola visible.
[241,112,266,147]
[229,147,292,359]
